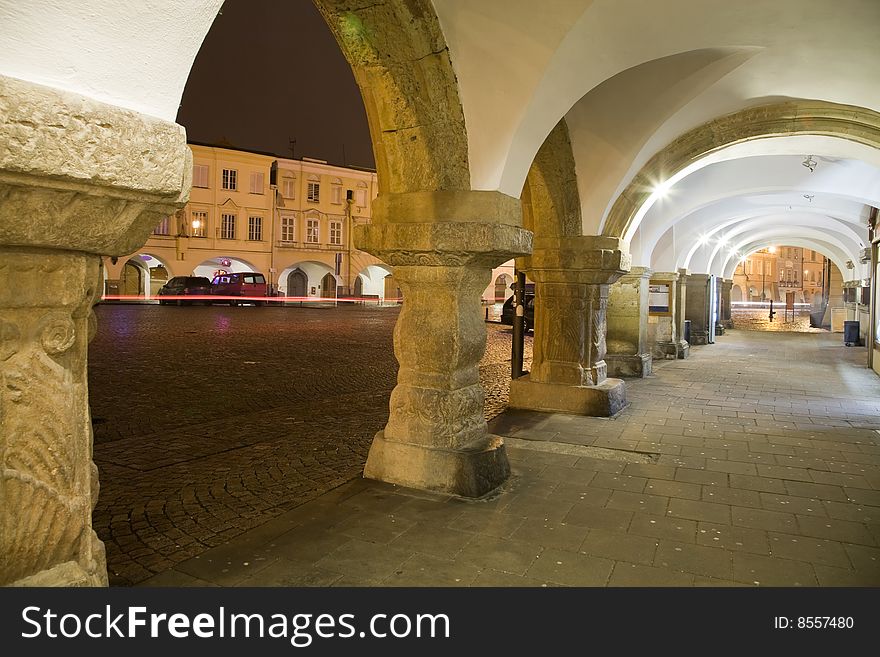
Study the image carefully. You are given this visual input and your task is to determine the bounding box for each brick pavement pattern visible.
[133,326,880,587]
[89,305,529,584]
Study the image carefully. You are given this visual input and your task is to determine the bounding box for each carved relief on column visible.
[584,284,609,385]
[531,280,587,386]
[385,262,491,450]
[1,250,106,586]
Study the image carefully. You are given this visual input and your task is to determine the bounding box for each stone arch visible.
[120,257,146,297]
[731,285,744,302]
[521,119,582,239]
[602,101,880,241]
[493,273,511,303]
[313,0,470,194]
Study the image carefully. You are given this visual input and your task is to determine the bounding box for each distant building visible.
[102,144,396,302]
[732,246,828,304]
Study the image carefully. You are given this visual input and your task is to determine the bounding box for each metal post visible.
[511,269,525,379]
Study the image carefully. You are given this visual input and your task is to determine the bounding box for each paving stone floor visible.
[136,328,880,587]
[89,304,530,584]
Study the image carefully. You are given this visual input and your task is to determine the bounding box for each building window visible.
[330,220,342,245]
[307,180,320,203]
[306,218,319,243]
[193,164,209,188]
[281,215,296,242]
[191,210,207,237]
[355,188,367,207]
[222,169,237,191]
[153,216,171,236]
[250,172,264,194]
[221,213,236,239]
[331,184,342,204]
[248,216,263,241]
[282,177,296,198]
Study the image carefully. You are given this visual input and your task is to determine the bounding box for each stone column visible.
[606,266,653,377]
[685,273,712,346]
[675,268,690,356]
[648,271,688,359]
[355,192,532,497]
[0,75,190,585]
[720,278,733,328]
[508,236,629,416]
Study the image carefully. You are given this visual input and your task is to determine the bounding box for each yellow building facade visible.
[102,144,394,301]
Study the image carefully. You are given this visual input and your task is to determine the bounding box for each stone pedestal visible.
[648,271,689,359]
[685,273,712,346]
[508,236,629,417]
[720,278,733,329]
[606,266,653,377]
[0,75,190,586]
[355,193,532,497]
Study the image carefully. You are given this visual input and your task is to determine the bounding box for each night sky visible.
[176,0,374,169]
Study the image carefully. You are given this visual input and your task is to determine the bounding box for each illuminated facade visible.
[102,144,393,301]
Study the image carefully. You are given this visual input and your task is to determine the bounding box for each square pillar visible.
[685,273,712,346]
[720,278,733,328]
[648,271,689,359]
[606,266,653,377]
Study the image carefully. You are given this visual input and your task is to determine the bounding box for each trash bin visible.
[683,319,691,344]
[843,320,860,347]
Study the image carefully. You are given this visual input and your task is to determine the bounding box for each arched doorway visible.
[120,260,144,297]
[320,272,338,298]
[287,269,307,299]
[494,273,511,303]
[731,285,743,302]
[353,275,363,298]
[384,274,401,303]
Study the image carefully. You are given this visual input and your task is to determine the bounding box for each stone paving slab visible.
[139,329,880,587]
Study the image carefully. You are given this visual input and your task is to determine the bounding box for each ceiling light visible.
[802,155,817,172]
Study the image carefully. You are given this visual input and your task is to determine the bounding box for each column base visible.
[9,557,107,587]
[654,340,689,359]
[690,330,709,346]
[363,431,510,498]
[721,319,733,329]
[509,374,627,417]
[605,353,652,378]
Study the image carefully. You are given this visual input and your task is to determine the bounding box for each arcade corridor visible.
[142,329,880,587]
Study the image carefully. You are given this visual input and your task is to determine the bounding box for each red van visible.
[210,272,268,306]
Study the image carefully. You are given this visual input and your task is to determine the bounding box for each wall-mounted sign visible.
[648,282,671,315]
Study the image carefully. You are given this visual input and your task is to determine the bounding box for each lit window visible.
[307,181,320,203]
[222,169,237,191]
[193,164,209,188]
[307,218,320,243]
[281,215,296,242]
[191,210,207,237]
[249,172,264,194]
[330,220,342,245]
[221,213,236,239]
[282,177,296,198]
[248,216,263,241]
[153,216,171,236]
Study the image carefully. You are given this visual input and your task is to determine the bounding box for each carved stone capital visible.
[0,75,190,255]
[523,235,631,285]
[354,221,532,268]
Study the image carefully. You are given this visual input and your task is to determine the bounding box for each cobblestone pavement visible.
[89,304,531,585]
[140,329,880,588]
